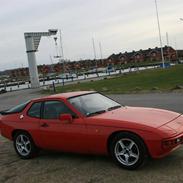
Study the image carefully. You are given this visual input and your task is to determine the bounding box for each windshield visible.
[68,93,121,116]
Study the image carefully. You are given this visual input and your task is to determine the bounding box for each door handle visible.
[41,123,49,128]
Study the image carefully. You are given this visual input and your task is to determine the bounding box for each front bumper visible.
[150,133,183,159]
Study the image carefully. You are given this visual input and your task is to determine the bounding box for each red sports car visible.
[0,91,183,170]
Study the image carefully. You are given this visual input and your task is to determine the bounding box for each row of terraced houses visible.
[5,46,183,79]
[108,46,179,64]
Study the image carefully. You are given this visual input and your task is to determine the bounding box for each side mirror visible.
[59,114,73,124]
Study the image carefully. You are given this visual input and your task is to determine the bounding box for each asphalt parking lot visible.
[0,89,183,183]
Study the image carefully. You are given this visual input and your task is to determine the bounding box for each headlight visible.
[162,137,183,149]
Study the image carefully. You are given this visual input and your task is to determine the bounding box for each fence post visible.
[52,81,56,93]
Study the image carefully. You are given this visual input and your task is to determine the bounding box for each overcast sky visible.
[0,0,183,71]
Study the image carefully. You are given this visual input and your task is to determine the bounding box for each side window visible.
[43,101,76,120]
[27,102,42,118]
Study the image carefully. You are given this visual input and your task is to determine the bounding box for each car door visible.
[39,100,88,153]
[24,101,43,147]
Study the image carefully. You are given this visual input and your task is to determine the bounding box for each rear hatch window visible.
[0,101,30,115]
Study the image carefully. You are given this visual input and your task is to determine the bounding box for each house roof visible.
[108,46,176,59]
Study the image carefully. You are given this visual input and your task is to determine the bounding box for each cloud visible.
[0,0,183,71]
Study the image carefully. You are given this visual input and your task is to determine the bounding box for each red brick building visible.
[7,46,182,79]
[108,46,178,65]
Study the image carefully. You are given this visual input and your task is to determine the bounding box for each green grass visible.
[47,65,183,94]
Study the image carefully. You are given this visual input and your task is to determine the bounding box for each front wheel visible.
[13,131,39,159]
[109,132,147,170]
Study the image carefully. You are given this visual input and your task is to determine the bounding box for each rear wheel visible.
[109,132,147,170]
[13,131,39,159]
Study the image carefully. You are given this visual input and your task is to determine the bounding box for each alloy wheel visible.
[15,134,31,156]
[114,138,139,166]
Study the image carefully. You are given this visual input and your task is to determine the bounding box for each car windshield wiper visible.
[108,105,121,111]
[87,110,106,117]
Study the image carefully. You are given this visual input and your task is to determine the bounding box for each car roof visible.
[32,91,96,102]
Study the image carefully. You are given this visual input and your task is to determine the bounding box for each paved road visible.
[0,89,182,113]
[0,89,183,183]
[0,88,43,111]
[111,93,183,114]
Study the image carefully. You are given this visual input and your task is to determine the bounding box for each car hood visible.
[94,106,181,129]
[161,115,183,134]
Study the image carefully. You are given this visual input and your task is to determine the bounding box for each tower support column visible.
[25,36,40,88]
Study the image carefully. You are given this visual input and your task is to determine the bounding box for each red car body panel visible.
[0,91,183,159]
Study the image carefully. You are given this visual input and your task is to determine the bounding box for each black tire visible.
[109,132,147,170]
[13,131,39,159]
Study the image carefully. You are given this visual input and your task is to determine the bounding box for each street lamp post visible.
[155,0,165,68]
[59,29,65,73]
[92,38,98,76]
